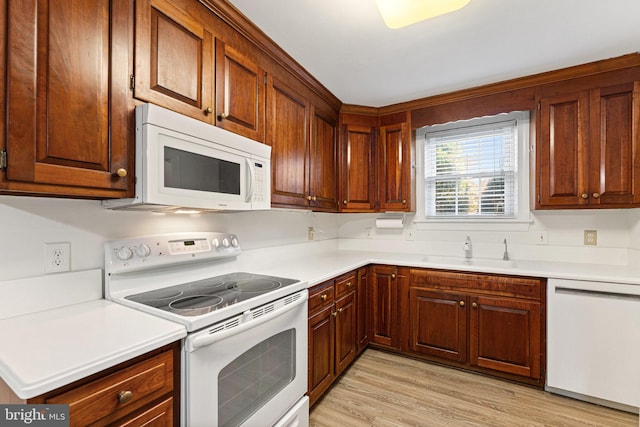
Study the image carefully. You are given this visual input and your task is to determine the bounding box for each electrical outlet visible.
[536,231,548,245]
[584,230,597,246]
[45,242,70,273]
[308,227,314,241]
[405,229,415,241]
[365,227,373,238]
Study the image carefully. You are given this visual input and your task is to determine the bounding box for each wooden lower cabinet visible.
[406,269,545,384]
[307,270,365,406]
[369,265,403,350]
[28,343,180,426]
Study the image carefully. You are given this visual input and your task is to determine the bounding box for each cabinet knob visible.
[204,107,213,116]
[321,294,327,301]
[472,302,478,308]
[116,168,127,178]
[338,307,344,313]
[459,301,465,307]
[402,199,407,204]
[306,196,312,201]
[217,112,228,120]
[580,193,588,199]
[346,281,352,287]
[391,273,396,279]
[118,390,133,404]
[592,192,600,199]
[332,311,338,317]
[312,196,317,201]
[343,200,347,205]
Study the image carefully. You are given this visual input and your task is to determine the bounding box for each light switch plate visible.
[584,230,597,246]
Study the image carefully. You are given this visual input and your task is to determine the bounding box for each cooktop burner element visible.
[125,272,298,317]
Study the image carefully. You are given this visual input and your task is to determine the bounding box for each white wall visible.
[337,210,638,266]
[1,194,639,282]
[0,196,338,281]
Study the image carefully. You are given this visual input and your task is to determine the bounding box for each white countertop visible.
[237,244,640,290]
[0,270,186,400]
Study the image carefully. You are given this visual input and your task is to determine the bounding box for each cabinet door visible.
[356,268,370,352]
[379,123,410,211]
[215,40,265,142]
[309,108,338,211]
[589,82,640,205]
[134,0,214,122]
[538,92,590,207]
[267,77,309,208]
[370,265,398,349]
[408,288,467,363]
[4,0,131,197]
[307,304,335,407]
[334,291,357,376]
[340,125,377,211]
[469,295,541,379]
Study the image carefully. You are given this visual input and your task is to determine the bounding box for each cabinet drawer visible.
[335,272,356,298]
[114,397,173,427]
[47,350,174,427]
[410,269,469,289]
[473,274,543,300]
[308,281,335,314]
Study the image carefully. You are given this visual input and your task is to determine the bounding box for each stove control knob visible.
[212,238,220,249]
[135,243,151,258]
[116,246,133,261]
[222,238,230,248]
[231,237,239,248]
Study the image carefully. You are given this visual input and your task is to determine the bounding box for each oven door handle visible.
[189,291,307,351]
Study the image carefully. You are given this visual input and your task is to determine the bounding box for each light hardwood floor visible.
[309,349,638,427]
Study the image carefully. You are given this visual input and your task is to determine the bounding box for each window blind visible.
[424,120,517,218]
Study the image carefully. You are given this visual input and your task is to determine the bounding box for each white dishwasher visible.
[547,278,640,412]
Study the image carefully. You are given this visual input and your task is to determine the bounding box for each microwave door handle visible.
[188,292,307,351]
[245,158,255,202]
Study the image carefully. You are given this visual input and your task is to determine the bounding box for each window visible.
[416,111,530,225]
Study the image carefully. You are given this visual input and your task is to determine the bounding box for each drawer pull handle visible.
[118,390,133,404]
[321,294,327,301]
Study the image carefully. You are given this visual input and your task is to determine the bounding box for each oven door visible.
[184,290,308,427]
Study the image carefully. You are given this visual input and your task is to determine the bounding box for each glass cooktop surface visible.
[125,272,299,317]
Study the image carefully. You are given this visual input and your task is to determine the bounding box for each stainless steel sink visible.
[421,255,516,269]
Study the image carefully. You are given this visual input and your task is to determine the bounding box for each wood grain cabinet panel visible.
[334,291,357,376]
[307,303,335,407]
[379,123,410,211]
[216,40,265,142]
[310,109,338,211]
[537,81,640,208]
[2,0,132,197]
[340,125,377,211]
[134,0,214,123]
[370,265,399,349]
[356,267,370,353]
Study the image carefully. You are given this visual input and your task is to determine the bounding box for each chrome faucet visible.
[463,236,472,259]
[503,238,509,261]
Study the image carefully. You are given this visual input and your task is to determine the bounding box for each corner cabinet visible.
[28,343,179,426]
[338,111,412,212]
[406,269,545,384]
[537,81,640,208]
[1,0,133,198]
[369,265,404,350]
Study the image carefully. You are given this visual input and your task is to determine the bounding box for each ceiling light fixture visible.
[375,0,471,29]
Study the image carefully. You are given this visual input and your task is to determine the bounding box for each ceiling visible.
[227,0,640,107]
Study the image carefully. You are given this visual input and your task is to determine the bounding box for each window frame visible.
[414,111,532,231]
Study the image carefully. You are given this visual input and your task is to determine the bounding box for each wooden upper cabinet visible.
[267,77,309,208]
[134,0,214,122]
[537,81,640,208]
[379,122,411,211]
[2,0,132,197]
[309,108,338,211]
[589,82,640,206]
[215,39,266,142]
[340,125,376,212]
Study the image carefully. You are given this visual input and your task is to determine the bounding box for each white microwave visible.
[103,103,271,212]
